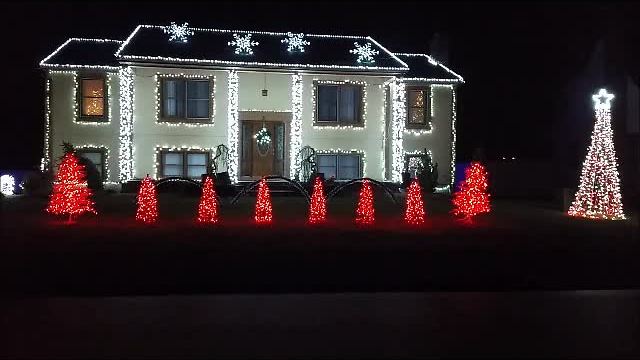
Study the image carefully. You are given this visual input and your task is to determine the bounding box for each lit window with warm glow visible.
[81,78,105,117]
[407,88,429,127]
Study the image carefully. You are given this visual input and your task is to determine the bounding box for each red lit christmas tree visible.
[452,162,491,220]
[308,176,327,224]
[254,178,273,224]
[136,175,158,224]
[568,89,625,220]
[355,179,375,225]
[197,176,219,224]
[404,178,426,225]
[46,151,97,222]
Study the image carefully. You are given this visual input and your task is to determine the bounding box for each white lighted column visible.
[390,78,406,182]
[227,70,239,183]
[118,66,135,181]
[289,73,303,179]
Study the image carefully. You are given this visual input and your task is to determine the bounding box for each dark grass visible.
[1,192,638,296]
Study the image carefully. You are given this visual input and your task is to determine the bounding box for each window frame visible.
[405,86,431,130]
[78,73,108,122]
[315,152,363,180]
[158,150,211,179]
[75,148,106,182]
[159,77,214,124]
[314,82,364,127]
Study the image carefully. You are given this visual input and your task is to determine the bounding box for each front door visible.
[241,120,285,177]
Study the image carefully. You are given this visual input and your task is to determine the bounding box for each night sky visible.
[1,1,637,170]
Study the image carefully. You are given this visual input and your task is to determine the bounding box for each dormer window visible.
[79,75,106,120]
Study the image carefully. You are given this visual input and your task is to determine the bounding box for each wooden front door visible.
[241,121,285,177]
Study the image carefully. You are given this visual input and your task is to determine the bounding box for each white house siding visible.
[49,71,120,184]
[402,84,454,186]
[131,67,228,179]
[48,68,457,185]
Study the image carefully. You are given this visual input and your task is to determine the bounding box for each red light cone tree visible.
[404,178,426,225]
[47,151,97,222]
[308,176,327,224]
[254,178,273,224]
[136,175,158,224]
[197,176,219,224]
[355,179,375,225]
[568,89,625,220]
[452,162,491,220]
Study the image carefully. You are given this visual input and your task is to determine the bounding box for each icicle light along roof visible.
[40,24,463,81]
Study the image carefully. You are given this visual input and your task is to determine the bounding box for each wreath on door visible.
[253,125,272,157]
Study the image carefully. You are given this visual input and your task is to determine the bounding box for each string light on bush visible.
[1,174,15,196]
[197,177,219,224]
[282,32,309,53]
[227,70,239,183]
[312,79,367,130]
[308,176,327,224]
[350,42,379,64]
[289,73,303,178]
[254,178,273,224]
[355,179,375,225]
[228,33,259,55]
[136,175,158,224]
[568,88,625,220]
[164,22,194,43]
[404,178,426,226]
[154,73,216,127]
[118,66,135,181]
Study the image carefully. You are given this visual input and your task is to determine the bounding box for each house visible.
[39,23,464,190]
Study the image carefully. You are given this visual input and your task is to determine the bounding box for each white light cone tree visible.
[568,88,625,220]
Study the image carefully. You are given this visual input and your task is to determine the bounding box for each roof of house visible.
[40,24,464,83]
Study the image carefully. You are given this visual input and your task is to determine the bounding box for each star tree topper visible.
[164,22,194,43]
[350,42,379,64]
[593,88,614,110]
[281,32,310,53]
[228,33,259,55]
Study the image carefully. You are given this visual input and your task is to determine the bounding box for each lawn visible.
[1,190,638,296]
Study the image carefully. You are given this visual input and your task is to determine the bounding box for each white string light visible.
[40,38,123,71]
[42,77,52,171]
[153,145,214,179]
[289,73,303,179]
[316,148,367,178]
[450,86,457,191]
[1,175,15,196]
[393,53,465,83]
[390,78,406,182]
[227,70,239,183]
[154,73,216,127]
[118,67,135,181]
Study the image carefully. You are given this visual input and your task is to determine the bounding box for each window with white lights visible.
[406,87,430,129]
[80,76,106,120]
[316,153,362,180]
[160,78,213,122]
[159,150,210,179]
[76,149,106,181]
[315,83,363,125]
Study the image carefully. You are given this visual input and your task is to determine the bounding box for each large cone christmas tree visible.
[308,176,327,224]
[568,88,625,220]
[452,162,490,220]
[254,178,273,224]
[136,175,158,224]
[355,179,375,225]
[197,177,219,224]
[46,151,97,221]
[404,178,426,225]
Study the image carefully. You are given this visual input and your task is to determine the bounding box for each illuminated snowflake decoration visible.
[228,33,259,55]
[163,22,194,43]
[281,32,310,53]
[350,42,379,64]
[1,174,15,196]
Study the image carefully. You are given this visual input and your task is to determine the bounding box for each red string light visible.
[197,176,219,224]
[308,176,327,224]
[46,151,97,222]
[355,179,375,225]
[404,178,426,225]
[254,178,273,224]
[136,175,158,224]
[452,162,490,220]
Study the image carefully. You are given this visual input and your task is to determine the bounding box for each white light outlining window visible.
[312,79,368,130]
